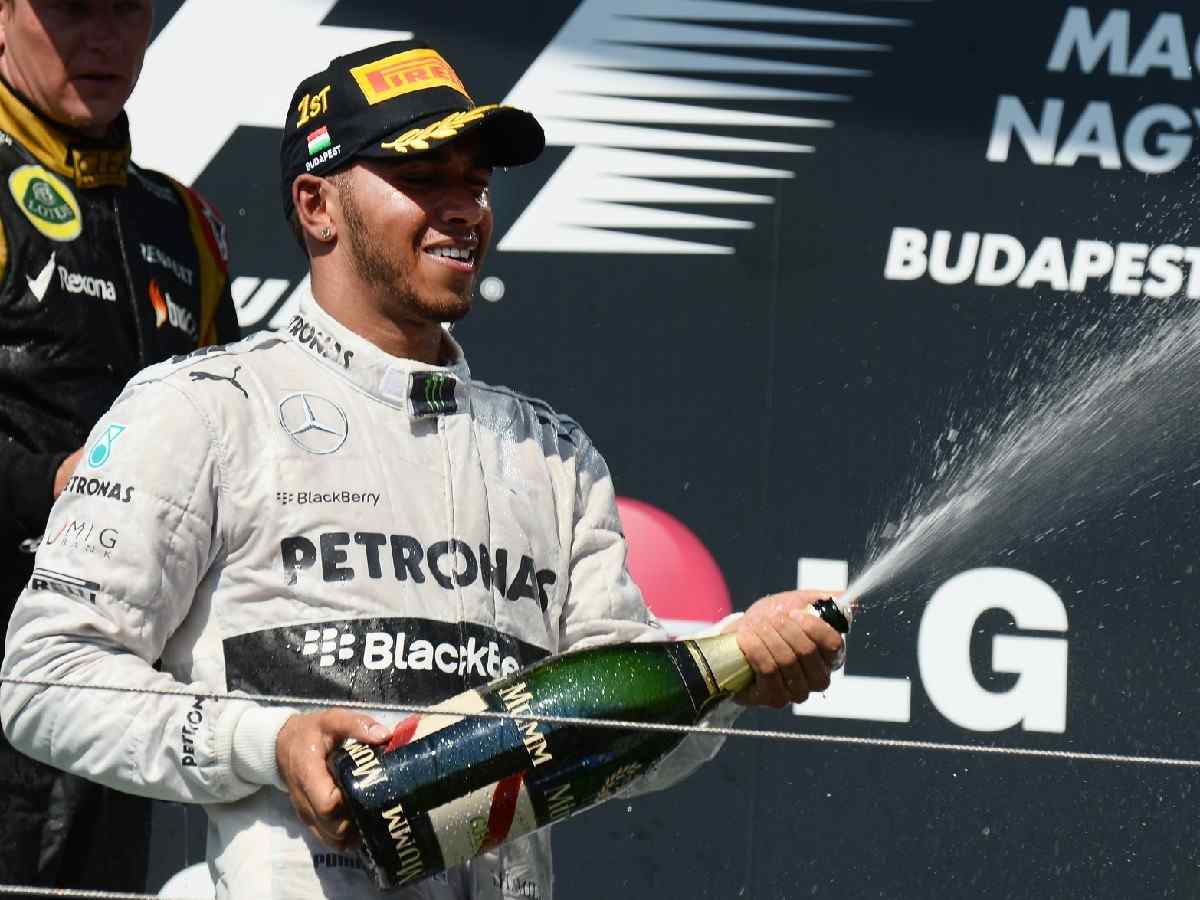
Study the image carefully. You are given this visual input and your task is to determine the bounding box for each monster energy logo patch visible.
[24,177,76,224]
[410,372,458,417]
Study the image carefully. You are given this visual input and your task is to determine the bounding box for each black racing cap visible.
[279,39,544,217]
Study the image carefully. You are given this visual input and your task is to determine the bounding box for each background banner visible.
[137,2,1200,896]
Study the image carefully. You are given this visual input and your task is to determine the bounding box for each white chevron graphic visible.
[127,0,412,185]
[26,251,55,302]
[500,0,918,254]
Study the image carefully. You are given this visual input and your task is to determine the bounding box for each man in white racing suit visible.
[0,40,844,899]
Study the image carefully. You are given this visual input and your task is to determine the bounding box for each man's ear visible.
[292,173,338,248]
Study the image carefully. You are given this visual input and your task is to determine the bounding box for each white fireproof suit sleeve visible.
[557,434,743,796]
[0,375,292,804]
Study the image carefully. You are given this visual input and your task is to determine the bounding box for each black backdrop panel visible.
[135,2,1200,896]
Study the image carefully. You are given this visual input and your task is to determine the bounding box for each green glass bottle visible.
[329,600,848,890]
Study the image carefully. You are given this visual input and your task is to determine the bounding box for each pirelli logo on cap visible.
[350,49,469,105]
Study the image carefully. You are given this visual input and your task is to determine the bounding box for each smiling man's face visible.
[333,134,494,326]
[0,0,153,137]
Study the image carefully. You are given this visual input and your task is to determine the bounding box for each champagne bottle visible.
[329,599,850,891]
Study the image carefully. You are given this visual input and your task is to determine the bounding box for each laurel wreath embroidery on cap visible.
[379,105,498,154]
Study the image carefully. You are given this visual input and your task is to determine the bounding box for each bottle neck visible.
[687,633,753,698]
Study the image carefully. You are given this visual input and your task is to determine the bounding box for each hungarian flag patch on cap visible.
[307,126,332,156]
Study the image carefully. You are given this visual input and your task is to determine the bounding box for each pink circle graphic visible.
[615,496,732,628]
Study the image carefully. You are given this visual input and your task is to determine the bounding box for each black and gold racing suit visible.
[0,75,240,890]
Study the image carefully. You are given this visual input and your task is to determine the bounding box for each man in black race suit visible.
[0,0,240,889]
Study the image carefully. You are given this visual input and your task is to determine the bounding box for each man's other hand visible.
[276,709,390,851]
[52,447,84,498]
[722,590,845,709]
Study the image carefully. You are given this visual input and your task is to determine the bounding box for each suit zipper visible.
[112,195,148,368]
[440,415,470,693]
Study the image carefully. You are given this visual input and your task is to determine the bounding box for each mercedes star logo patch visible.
[277,392,348,455]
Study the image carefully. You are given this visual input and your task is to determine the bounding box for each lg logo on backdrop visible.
[797,566,1069,734]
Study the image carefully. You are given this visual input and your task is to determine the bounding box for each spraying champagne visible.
[329,598,851,890]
